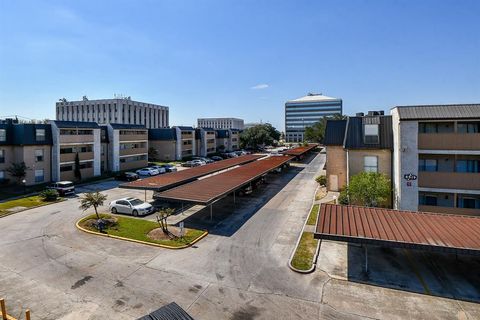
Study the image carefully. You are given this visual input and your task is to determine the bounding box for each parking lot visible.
[1,152,480,319]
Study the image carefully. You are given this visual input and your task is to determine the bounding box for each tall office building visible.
[285,93,342,143]
[197,117,244,130]
[56,96,169,129]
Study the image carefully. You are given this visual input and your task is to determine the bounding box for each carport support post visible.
[144,189,147,202]
[210,204,213,220]
[1,299,6,320]
[364,245,368,273]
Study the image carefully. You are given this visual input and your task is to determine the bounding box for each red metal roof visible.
[315,204,480,255]
[120,154,264,191]
[155,156,294,204]
[282,144,318,156]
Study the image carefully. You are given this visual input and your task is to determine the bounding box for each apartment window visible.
[79,162,93,169]
[457,122,480,133]
[35,149,44,162]
[0,149,4,163]
[364,124,379,144]
[0,170,5,181]
[419,122,454,133]
[60,147,74,154]
[419,159,438,172]
[456,160,480,173]
[34,169,44,183]
[0,129,9,141]
[60,165,73,172]
[457,195,480,209]
[35,129,46,141]
[364,156,378,173]
[419,194,437,206]
[183,140,192,145]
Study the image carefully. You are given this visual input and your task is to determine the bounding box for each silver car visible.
[109,197,155,216]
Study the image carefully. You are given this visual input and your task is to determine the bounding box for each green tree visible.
[346,172,391,207]
[240,123,281,149]
[79,191,107,220]
[40,189,59,201]
[156,208,175,235]
[304,114,346,144]
[74,153,82,181]
[148,147,159,161]
[6,162,29,184]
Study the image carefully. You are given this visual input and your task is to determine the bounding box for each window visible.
[456,160,480,173]
[364,156,378,172]
[60,165,73,172]
[34,169,44,183]
[36,129,46,141]
[419,194,438,206]
[457,122,480,133]
[419,159,438,172]
[457,195,480,209]
[0,149,4,163]
[0,129,6,141]
[35,149,44,162]
[120,155,147,163]
[419,122,454,133]
[364,124,379,144]
[0,170,4,180]
[79,162,93,169]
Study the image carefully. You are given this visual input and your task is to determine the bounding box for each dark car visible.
[211,156,223,161]
[115,172,139,181]
[161,164,177,172]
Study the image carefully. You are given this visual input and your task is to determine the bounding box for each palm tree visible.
[79,191,107,220]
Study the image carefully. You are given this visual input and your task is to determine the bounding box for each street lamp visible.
[22,179,27,194]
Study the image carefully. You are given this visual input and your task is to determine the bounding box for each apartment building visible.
[50,121,102,182]
[106,124,148,172]
[148,126,197,161]
[0,119,53,186]
[215,129,240,152]
[195,128,216,157]
[324,111,393,197]
[285,93,342,143]
[56,96,169,129]
[198,117,244,130]
[392,104,480,215]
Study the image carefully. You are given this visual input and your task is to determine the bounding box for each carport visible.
[155,156,294,219]
[315,204,480,272]
[119,154,264,194]
[282,144,318,160]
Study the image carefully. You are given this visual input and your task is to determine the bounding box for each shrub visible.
[40,189,59,201]
[338,188,349,205]
[315,175,327,187]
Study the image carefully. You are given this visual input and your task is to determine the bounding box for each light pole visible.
[22,179,27,194]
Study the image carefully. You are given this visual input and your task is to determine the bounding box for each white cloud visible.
[250,84,269,90]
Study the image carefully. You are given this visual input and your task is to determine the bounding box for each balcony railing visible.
[419,205,480,216]
[418,171,480,190]
[418,133,480,150]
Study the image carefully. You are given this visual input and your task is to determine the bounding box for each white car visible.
[136,167,160,176]
[149,165,167,174]
[191,159,206,166]
[109,197,155,216]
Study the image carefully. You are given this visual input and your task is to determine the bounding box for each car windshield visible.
[59,182,73,187]
[129,199,144,206]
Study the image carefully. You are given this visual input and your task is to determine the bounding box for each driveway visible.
[0,152,479,319]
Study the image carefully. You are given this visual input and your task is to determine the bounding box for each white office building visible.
[56,96,169,129]
[285,93,342,142]
[197,117,244,130]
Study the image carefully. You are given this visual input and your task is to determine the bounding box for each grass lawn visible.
[0,195,60,217]
[79,214,205,247]
[150,161,183,166]
[306,204,319,225]
[291,232,318,271]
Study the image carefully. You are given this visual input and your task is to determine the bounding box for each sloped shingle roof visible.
[394,104,480,120]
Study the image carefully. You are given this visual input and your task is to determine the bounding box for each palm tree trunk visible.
[94,206,100,220]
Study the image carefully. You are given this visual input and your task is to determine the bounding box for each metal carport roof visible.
[155,156,294,205]
[315,204,480,255]
[120,154,264,191]
[137,302,194,320]
[282,144,318,156]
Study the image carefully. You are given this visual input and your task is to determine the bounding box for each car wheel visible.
[111,207,117,214]
[132,210,138,217]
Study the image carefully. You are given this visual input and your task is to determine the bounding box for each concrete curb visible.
[288,185,322,274]
[75,218,208,250]
[0,198,67,219]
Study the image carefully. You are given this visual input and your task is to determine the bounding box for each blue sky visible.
[0,0,479,130]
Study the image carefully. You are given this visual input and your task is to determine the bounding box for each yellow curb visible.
[75,218,208,249]
[0,198,67,219]
[0,312,17,320]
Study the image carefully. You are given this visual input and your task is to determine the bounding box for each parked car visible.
[161,164,177,172]
[211,156,223,161]
[109,197,155,216]
[191,159,206,166]
[193,157,214,164]
[182,161,195,167]
[49,181,75,196]
[136,167,160,176]
[237,185,253,196]
[114,172,139,181]
[149,165,167,174]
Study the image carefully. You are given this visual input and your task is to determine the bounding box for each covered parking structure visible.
[315,203,480,272]
[282,144,318,160]
[154,156,294,219]
[119,154,264,192]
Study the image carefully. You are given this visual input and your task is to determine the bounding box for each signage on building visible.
[403,173,417,181]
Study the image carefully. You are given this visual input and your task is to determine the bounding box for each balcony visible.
[119,148,147,156]
[119,134,147,142]
[60,152,94,163]
[60,135,94,144]
[418,171,480,190]
[419,205,480,217]
[418,133,480,150]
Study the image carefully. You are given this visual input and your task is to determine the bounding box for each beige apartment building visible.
[148,126,196,161]
[215,129,240,152]
[56,96,169,129]
[0,119,52,186]
[106,124,148,172]
[195,128,216,157]
[392,104,480,216]
[324,112,393,206]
